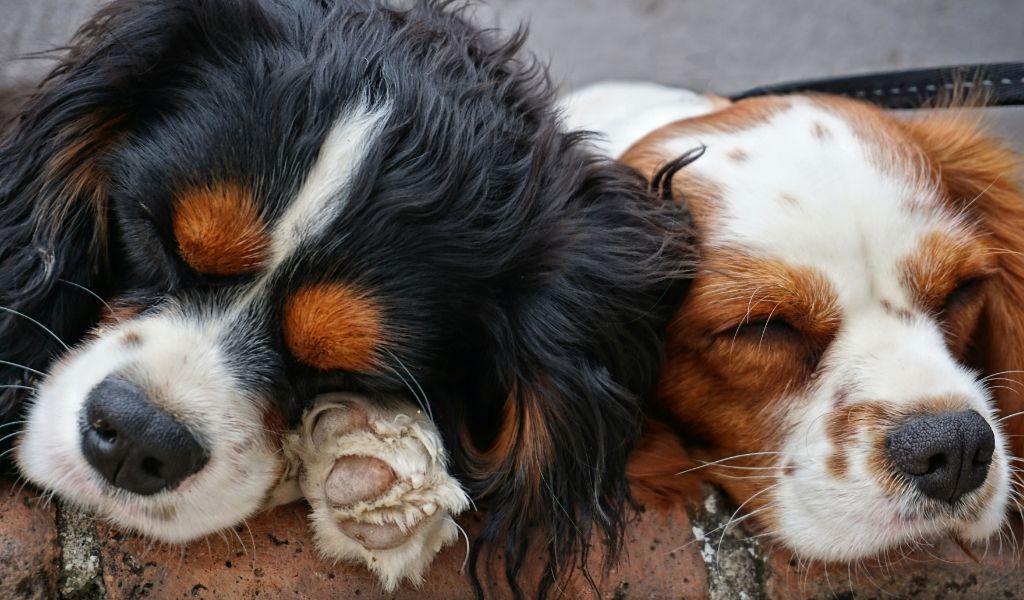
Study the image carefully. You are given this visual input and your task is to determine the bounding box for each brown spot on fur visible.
[825,453,848,479]
[619,98,787,237]
[811,121,831,141]
[283,284,383,372]
[779,192,800,207]
[834,382,855,407]
[262,406,289,438]
[727,149,748,163]
[622,97,790,167]
[99,303,143,326]
[827,401,896,488]
[172,182,268,276]
[260,407,289,477]
[879,299,914,322]
[913,394,971,415]
[809,96,925,177]
[120,331,142,347]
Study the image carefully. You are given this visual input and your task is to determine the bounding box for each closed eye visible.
[728,318,801,344]
[940,277,985,316]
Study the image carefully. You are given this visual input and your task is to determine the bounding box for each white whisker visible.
[0,306,70,351]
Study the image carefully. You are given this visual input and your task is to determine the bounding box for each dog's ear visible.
[626,418,701,508]
[902,115,1024,455]
[455,155,691,593]
[0,0,232,426]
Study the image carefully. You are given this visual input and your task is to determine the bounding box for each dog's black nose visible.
[80,377,207,495]
[886,410,994,503]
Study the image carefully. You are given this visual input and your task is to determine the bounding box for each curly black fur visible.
[0,0,692,595]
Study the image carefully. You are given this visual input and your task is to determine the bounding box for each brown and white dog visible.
[564,82,1024,561]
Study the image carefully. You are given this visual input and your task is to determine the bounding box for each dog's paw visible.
[285,393,470,590]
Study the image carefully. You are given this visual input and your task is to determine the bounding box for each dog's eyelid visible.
[939,274,990,315]
[715,315,800,339]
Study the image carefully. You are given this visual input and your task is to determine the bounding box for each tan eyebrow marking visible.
[899,230,993,313]
[283,284,383,372]
[172,182,268,276]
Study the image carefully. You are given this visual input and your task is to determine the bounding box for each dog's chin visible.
[14,324,288,543]
[771,454,1011,563]
[18,447,284,542]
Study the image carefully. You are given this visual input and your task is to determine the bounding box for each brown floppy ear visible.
[902,115,1024,455]
[626,419,701,509]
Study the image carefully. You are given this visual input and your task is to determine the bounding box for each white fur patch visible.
[269,101,390,268]
[560,81,719,157]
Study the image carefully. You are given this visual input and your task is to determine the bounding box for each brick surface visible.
[0,480,60,599]
[6,476,1024,598]
[97,501,708,599]
[594,503,708,599]
[766,539,1024,600]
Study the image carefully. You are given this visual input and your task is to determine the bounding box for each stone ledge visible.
[2,478,1021,599]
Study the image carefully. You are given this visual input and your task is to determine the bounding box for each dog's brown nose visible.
[80,377,208,495]
[886,410,994,503]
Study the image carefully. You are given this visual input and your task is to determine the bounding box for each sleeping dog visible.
[565,82,1024,562]
[0,2,690,591]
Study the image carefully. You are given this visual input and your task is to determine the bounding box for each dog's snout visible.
[886,410,995,503]
[80,378,208,495]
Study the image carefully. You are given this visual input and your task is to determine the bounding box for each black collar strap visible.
[729,63,1024,109]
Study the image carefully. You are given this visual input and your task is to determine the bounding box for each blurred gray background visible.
[2,0,1022,145]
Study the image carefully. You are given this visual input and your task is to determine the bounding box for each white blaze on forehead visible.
[658,99,957,308]
[269,101,390,269]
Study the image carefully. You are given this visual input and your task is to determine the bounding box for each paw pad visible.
[324,455,396,508]
[337,518,414,550]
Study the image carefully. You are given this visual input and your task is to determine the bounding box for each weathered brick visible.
[591,503,709,599]
[766,538,1024,599]
[0,480,60,600]
[97,501,708,599]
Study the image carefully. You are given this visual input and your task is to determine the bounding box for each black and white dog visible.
[0,0,689,592]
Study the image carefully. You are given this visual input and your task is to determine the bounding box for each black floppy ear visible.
[459,152,691,593]
[0,1,199,430]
